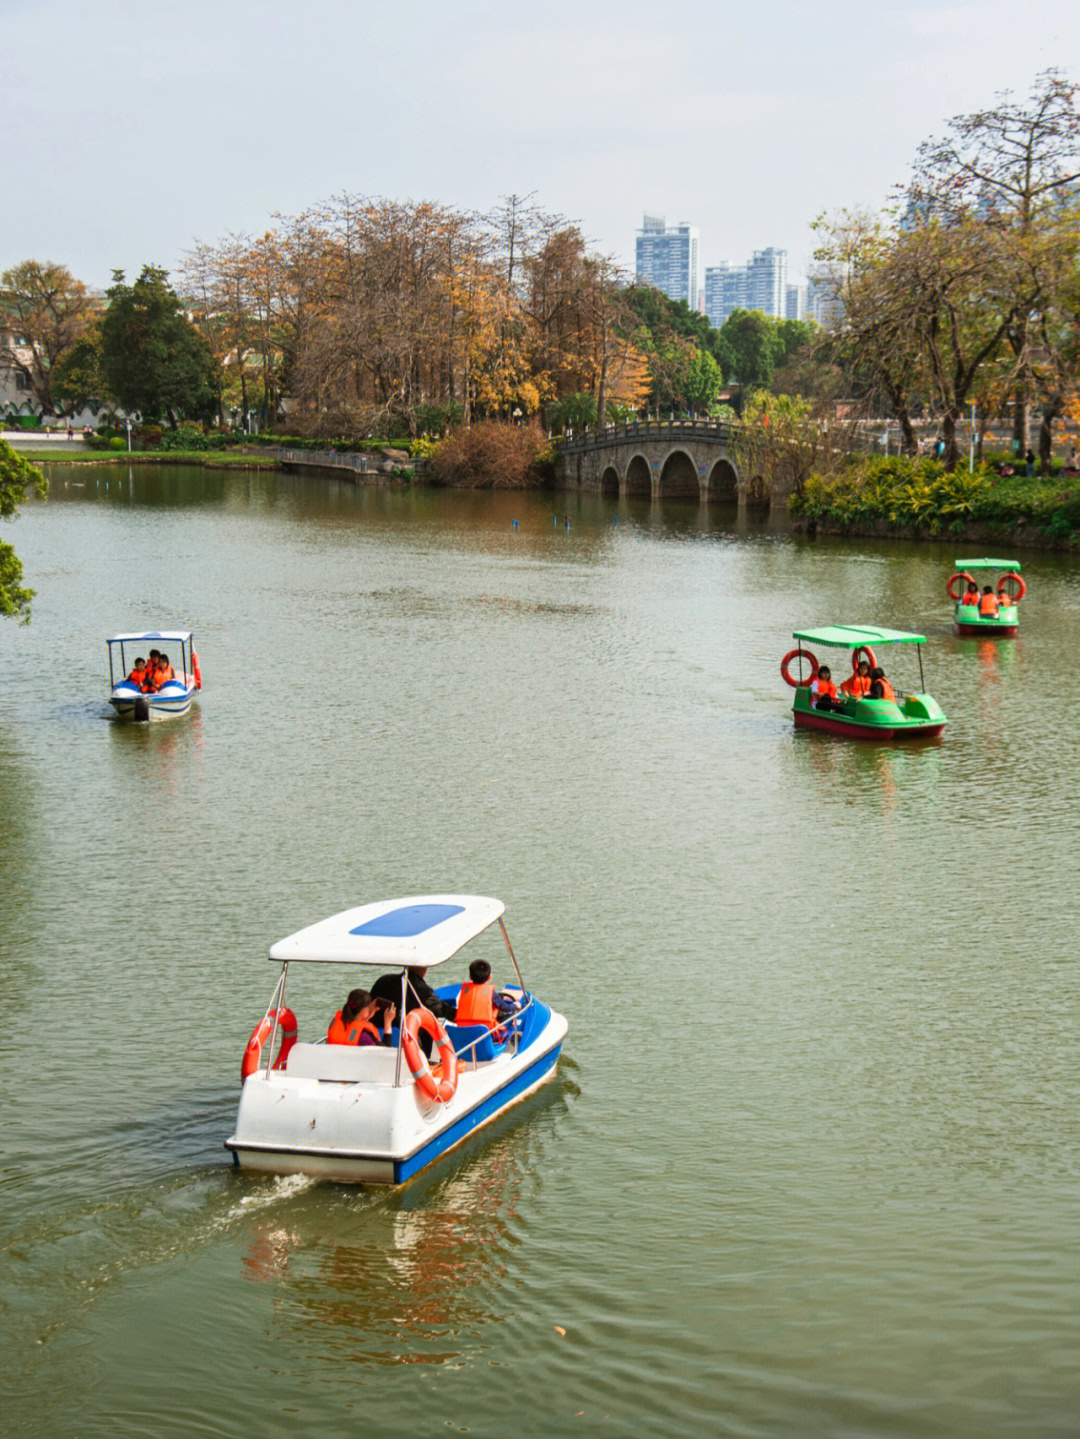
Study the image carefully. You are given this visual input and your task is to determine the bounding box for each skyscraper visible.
[635,215,699,309]
[704,248,788,328]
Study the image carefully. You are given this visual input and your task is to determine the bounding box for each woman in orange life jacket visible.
[869,667,896,701]
[327,989,397,1046]
[155,652,175,685]
[810,664,841,711]
[127,657,148,687]
[840,660,872,698]
[979,585,1000,618]
[963,581,980,608]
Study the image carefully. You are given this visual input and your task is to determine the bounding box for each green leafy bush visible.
[107,436,127,451]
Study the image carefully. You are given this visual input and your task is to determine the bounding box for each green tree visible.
[0,260,94,414]
[99,267,218,428]
[52,322,112,413]
[719,309,784,391]
[0,439,47,620]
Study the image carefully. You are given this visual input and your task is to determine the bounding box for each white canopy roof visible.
[268,894,506,967]
[107,631,192,644]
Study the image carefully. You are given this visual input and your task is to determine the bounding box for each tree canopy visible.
[98,267,218,427]
[0,439,47,620]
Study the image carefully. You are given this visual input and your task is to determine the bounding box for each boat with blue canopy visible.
[946,558,1024,637]
[225,895,568,1185]
[780,624,947,740]
[106,630,201,721]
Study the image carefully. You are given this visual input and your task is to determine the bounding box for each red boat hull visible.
[954,621,1017,638]
[793,710,945,741]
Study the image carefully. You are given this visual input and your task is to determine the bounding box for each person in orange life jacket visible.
[142,650,161,691]
[127,657,148,686]
[840,660,872,697]
[963,581,980,607]
[979,585,1000,617]
[327,988,396,1046]
[155,653,175,684]
[869,667,896,701]
[811,664,840,710]
[456,959,507,1027]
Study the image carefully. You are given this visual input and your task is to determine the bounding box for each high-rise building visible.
[785,284,805,321]
[704,248,788,328]
[635,215,699,309]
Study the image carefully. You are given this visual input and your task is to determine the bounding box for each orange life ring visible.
[402,1007,458,1103]
[241,1006,298,1082]
[946,571,975,601]
[997,573,1026,603]
[850,645,877,673]
[780,648,819,689]
[192,650,202,690]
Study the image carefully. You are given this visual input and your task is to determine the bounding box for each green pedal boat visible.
[780,625,947,740]
[947,558,1024,637]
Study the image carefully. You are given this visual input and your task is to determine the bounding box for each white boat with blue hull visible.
[225,896,568,1185]
[107,630,201,721]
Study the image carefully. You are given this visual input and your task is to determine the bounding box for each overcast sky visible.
[5,0,1080,293]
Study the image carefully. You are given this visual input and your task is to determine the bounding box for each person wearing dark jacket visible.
[370,966,452,1056]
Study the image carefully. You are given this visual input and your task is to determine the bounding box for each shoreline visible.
[792,514,1080,554]
[29,450,282,471]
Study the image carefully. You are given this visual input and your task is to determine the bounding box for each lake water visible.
[3,464,1079,1438]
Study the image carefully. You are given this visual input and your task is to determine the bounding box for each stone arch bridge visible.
[554,419,774,505]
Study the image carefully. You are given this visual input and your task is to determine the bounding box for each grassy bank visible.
[28,449,282,470]
[792,457,1080,549]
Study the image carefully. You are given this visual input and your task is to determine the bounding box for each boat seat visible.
[446,1022,507,1063]
[285,1041,399,1083]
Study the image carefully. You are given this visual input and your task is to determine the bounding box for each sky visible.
[4,0,1080,294]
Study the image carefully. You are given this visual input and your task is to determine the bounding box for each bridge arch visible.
[624,453,652,497]
[657,449,700,500]
[706,457,739,502]
[600,465,619,497]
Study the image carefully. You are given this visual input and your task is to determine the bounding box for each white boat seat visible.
[286,1041,399,1083]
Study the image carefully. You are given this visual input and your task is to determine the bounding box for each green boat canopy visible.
[791,625,926,648]
[955,558,1021,570]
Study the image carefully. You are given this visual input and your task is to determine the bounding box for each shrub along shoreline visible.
[791,456,1080,551]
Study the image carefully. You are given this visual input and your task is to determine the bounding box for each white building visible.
[635,215,699,309]
[704,248,788,328]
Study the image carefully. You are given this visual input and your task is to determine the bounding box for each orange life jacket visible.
[979,593,999,616]
[156,663,175,684]
[813,677,838,700]
[877,678,897,701]
[963,590,980,608]
[327,1011,381,1046]
[455,980,498,1029]
[840,674,870,697]
[127,668,146,686]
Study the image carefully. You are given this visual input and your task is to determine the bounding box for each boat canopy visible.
[107,631,193,644]
[954,558,1021,571]
[792,625,926,649]
[268,895,506,967]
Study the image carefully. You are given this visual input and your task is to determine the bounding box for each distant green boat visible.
[780,625,947,740]
[947,558,1024,637]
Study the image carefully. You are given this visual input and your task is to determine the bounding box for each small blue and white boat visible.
[225,895,569,1185]
[106,630,201,721]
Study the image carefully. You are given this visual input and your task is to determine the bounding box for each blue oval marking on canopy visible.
[350,903,465,938]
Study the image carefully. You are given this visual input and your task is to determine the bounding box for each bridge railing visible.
[555,419,738,453]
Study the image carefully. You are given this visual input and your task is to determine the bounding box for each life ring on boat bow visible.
[402,1007,459,1103]
[780,648,819,688]
[851,645,877,673]
[997,573,1026,603]
[192,650,202,689]
[946,571,976,601]
[241,1007,298,1082]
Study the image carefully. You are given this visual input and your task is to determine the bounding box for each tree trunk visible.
[1038,400,1060,475]
[942,409,959,471]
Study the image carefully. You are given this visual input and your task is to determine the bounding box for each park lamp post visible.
[125,417,132,452]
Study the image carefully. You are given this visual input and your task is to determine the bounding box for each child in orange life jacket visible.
[840,660,871,698]
[155,652,175,684]
[811,664,840,710]
[869,666,896,701]
[962,581,980,608]
[328,988,396,1046]
[142,650,161,692]
[455,959,501,1028]
[979,585,1000,617]
[127,657,148,686]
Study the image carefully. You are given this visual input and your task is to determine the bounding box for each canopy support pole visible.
[263,965,288,1077]
[498,918,526,992]
[918,648,926,693]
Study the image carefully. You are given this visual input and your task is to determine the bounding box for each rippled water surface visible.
[2,464,1079,1438]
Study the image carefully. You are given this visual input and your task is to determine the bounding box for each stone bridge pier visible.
[553,420,778,506]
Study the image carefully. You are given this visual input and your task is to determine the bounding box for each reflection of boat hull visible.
[109,677,196,721]
[953,603,1017,638]
[793,689,946,741]
[226,1009,567,1186]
